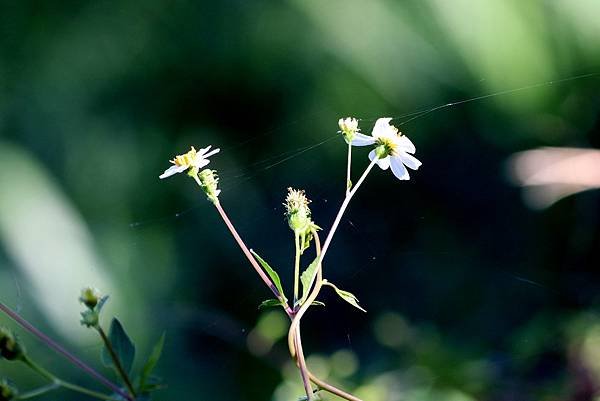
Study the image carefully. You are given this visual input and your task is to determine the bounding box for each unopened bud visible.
[284,188,312,234]
[338,117,360,143]
[197,169,221,203]
[79,287,101,309]
[0,378,17,401]
[80,310,99,328]
[0,328,25,361]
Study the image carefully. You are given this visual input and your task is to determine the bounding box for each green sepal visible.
[322,280,366,312]
[258,299,284,309]
[250,250,287,303]
[101,318,136,375]
[96,295,109,313]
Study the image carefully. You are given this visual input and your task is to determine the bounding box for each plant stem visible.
[294,326,314,400]
[0,302,131,401]
[293,233,301,308]
[22,356,121,401]
[16,383,60,400]
[346,142,352,196]
[97,327,137,398]
[213,200,294,316]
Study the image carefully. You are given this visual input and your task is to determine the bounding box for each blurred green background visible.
[1,1,600,400]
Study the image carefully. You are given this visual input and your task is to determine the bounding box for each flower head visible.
[338,117,360,143]
[284,188,320,253]
[0,378,17,401]
[159,145,220,179]
[350,117,421,180]
[79,287,101,309]
[0,328,25,361]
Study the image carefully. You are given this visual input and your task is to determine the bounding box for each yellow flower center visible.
[171,146,197,167]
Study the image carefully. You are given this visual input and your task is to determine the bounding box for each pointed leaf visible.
[101,318,136,374]
[96,295,109,313]
[323,280,366,312]
[258,299,283,309]
[299,258,319,303]
[311,301,325,307]
[250,250,287,302]
[139,333,165,389]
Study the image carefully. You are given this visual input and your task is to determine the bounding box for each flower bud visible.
[0,379,17,401]
[0,328,25,361]
[338,117,360,143]
[284,188,312,234]
[197,169,221,203]
[79,287,101,309]
[80,310,99,328]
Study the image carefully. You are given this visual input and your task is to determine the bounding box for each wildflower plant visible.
[159,117,421,401]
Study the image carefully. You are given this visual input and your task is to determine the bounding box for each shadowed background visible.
[1,1,600,400]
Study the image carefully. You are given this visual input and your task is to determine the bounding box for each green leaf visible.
[299,258,319,303]
[258,299,283,309]
[250,250,287,302]
[96,295,109,313]
[101,318,136,375]
[311,301,325,307]
[322,280,366,312]
[139,333,165,390]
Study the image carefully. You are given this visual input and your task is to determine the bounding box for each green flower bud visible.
[338,117,360,143]
[284,188,312,234]
[80,310,99,328]
[0,328,25,361]
[0,378,17,401]
[197,169,221,203]
[79,287,101,309]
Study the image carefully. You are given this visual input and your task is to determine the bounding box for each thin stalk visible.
[288,229,363,401]
[294,326,314,400]
[16,383,60,400]
[346,142,352,196]
[97,327,136,398]
[213,200,294,316]
[0,302,131,401]
[293,233,301,308]
[22,356,121,401]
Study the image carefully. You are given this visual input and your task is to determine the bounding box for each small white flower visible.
[350,117,421,180]
[338,117,360,143]
[159,145,220,179]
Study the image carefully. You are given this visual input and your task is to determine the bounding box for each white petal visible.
[195,159,210,169]
[204,147,220,158]
[397,136,416,154]
[371,118,394,139]
[396,152,422,170]
[197,145,212,156]
[350,133,376,146]
[159,164,188,179]
[390,156,410,180]
[368,149,390,170]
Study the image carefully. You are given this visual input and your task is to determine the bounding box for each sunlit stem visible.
[97,327,137,398]
[346,142,352,196]
[0,302,131,401]
[288,229,363,401]
[21,356,121,401]
[213,200,294,316]
[294,326,314,400]
[15,382,60,400]
[293,233,301,308]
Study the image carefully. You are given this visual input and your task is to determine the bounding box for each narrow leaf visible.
[311,301,325,307]
[139,333,165,389]
[299,258,319,303]
[250,250,287,302]
[101,318,136,374]
[96,295,109,313]
[258,299,283,309]
[323,280,366,312]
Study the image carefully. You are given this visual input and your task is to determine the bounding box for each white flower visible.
[338,117,360,143]
[349,117,421,180]
[159,145,220,179]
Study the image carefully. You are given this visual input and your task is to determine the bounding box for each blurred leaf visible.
[250,250,287,302]
[311,301,325,307]
[300,258,319,303]
[139,333,165,390]
[140,375,166,393]
[101,318,136,375]
[322,280,366,312]
[258,299,284,309]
